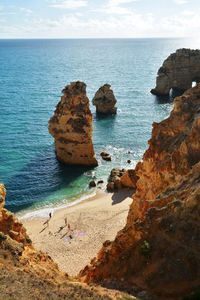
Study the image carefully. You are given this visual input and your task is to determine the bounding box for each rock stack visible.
[48,81,98,166]
[92,84,117,114]
[151,48,200,96]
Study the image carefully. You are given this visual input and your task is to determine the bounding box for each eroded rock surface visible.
[107,169,138,191]
[107,169,126,191]
[92,84,117,114]
[80,84,200,300]
[151,48,200,96]
[120,169,139,189]
[48,81,98,166]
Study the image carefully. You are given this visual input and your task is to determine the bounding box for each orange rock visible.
[80,84,200,300]
[151,48,200,95]
[92,84,117,114]
[48,81,98,166]
[120,169,139,189]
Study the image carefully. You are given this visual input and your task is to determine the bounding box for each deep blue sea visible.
[0,38,199,216]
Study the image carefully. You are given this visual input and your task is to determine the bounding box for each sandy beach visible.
[22,189,133,276]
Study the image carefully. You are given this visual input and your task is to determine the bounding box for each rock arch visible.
[151,48,200,96]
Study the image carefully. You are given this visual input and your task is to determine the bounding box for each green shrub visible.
[139,240,151,258]
[182,287,200,300]
[0,232,7,242]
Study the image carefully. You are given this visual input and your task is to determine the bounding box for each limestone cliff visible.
[80,84,200,300]
[120,169,139,189]
[48,81,98,166]
[151,48,200,96]
[92,84,117,114]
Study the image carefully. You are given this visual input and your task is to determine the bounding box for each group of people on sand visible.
[42,212,71,236]
[41,212,84,243]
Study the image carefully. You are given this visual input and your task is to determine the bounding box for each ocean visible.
[0,38,199,217]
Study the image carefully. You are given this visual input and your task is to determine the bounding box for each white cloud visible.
[96,0,138,16]
[108,0,137,5]
[0,12,16,15]
[20,8,33,15]
[174,0,188,4]
[50,0,87,9]
[106,6,132,15]
[181,10,195,15]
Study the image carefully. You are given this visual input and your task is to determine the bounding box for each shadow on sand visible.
[111,189,135,205]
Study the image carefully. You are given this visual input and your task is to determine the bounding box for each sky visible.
[0,0,200,38]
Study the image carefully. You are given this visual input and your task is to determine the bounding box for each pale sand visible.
[22,190,133,276]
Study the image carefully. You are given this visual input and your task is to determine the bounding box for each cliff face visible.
[48,81,98,166]
[92,84,117,114]
[151,48,200,95]
[0,183,68,297]
[120,169,139,189]
[80,84,200,299]
[0,183,31,245]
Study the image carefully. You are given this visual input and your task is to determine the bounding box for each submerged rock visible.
[48,81,98,166]
[89,180,96,188]
[92,84,117,114]
[151,48,200,96]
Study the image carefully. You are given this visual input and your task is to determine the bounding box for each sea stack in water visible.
[151,48,200,96]
[92,84,117,114]
[48,81,98,166]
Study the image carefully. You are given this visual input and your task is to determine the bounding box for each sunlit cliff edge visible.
[80,84,200,300]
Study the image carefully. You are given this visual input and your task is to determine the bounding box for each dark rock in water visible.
[100,152,109,157]
[101,152,111,161]
[89,180,96,188]
[97,180,104,185]
[151,48,200,96]
[127,160,131,163]
[92,84,117,114]
[103,156,111,161]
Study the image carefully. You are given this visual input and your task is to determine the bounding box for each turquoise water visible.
[0,38,199,214]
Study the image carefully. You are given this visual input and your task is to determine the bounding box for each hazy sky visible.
[0,0,200,38]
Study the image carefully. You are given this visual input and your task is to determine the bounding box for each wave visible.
[18,190,97,220]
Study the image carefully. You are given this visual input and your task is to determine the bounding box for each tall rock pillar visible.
[48,81,98,166]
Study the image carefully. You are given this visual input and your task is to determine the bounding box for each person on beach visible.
[68,223,71,231]
[43,219,49,226]
[64,217,67,225]
[43,212,52,227]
